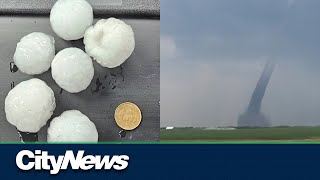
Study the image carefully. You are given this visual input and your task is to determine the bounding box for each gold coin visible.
[114,102,142,130]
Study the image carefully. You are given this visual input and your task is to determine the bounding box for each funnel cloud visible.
[238,60,276,127]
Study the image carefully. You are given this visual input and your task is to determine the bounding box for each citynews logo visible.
[16,150,129,174]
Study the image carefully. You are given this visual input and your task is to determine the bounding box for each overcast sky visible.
[161,0,320,127]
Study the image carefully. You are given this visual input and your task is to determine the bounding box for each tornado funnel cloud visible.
[238,60,276,127]
[247,60,276,114]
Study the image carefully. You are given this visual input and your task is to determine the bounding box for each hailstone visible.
[13,32,55,75]
[50,0,93,40]
[51,47,94,93]
[5,78,56,133]
[47,110,98,142]
[84,18,135,68]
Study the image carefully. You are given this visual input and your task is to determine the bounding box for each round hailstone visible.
[47,110,98,142]
[51,47,94,93]
[50,0,93,40]
[13,32,55,75]
[84,18,135,68]
[5,78,56,133]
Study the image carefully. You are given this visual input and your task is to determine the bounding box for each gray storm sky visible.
[160,0,320,127]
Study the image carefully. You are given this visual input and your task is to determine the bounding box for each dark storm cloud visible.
[161,0,320,62]
[161,0,320,127]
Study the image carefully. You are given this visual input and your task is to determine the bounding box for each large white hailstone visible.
[50,0,93,40]
[84,18,135,68]
[5,78,56,133]
[13,32,55,75]
[47,110,98,142]
[51,47,94,93]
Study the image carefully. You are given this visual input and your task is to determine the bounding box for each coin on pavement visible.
[114,102,142,130]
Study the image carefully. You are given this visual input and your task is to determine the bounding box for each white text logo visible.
[16,150,129,174]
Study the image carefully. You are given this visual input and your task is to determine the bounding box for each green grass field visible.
[160,127,320,142]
